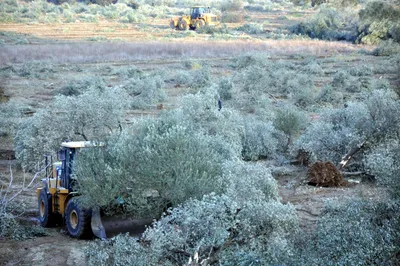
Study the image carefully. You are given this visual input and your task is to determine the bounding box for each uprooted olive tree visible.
[295,88,400,173]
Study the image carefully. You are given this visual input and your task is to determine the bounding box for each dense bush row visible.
[290,1,400,48]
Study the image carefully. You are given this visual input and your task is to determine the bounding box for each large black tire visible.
[195,20,205,30]
[178,19,189,31]
[38,189,56,227]
[65,198,92,239]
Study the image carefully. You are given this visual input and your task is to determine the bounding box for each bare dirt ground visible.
[0,229,87,266]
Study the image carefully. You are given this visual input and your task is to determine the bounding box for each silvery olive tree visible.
[14,87,130,170]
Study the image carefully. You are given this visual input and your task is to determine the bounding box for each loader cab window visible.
[191,7,207,19]
[57,149,65,161]
[58,147,76,191]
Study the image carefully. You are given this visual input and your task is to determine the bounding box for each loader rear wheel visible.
[195,20,205,30]
[38,189,56,227]
[178,20,189,31]
[65,198,92,239]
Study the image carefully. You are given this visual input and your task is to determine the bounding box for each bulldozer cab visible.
[190,6,210,19]
[57,145,76,192]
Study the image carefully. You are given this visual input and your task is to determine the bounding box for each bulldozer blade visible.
[91,207,107,239]
[100,216,153,239]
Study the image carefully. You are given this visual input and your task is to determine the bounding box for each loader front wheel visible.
[178,20,189,31]
[38,189,56,227]
[195,20,205,30]
[65,198,92,238]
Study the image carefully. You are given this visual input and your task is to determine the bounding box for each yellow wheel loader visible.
[170,6,219,31]
[37,141,108,239]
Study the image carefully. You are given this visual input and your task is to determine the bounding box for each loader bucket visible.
[91,208,153,239]
[91,207,107,239]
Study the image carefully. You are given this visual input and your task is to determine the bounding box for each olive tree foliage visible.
[233,59,316,108]
[289,7,359,42]
[14,87,130,170]
[85,162,298,266]
[120,72,167,109]
[364,142,400,199]
[1,168,48,240]
[0,99,24,137]
[273,105,308,152]
[177,87,243,160]
[75,111,232,218]
[241,117,281,161]
[357,1,400,44]
[295,89,400,165]
[289,198,400,265]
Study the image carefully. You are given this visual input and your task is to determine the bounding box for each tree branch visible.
[339,141,366,170]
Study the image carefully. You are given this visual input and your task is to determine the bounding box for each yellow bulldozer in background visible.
[170,6,219,30]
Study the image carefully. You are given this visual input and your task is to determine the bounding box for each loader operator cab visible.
[190,6,210,19]
[57,145,76,192]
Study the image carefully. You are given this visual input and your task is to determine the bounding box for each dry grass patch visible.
[0,39,363,65]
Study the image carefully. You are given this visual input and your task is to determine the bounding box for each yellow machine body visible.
[170,6,219,30]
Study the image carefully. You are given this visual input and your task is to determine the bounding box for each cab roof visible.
[61,141,104,148]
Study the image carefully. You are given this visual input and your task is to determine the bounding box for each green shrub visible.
[196,24,231,35]
[236,61,315,107]
[290,7,358,42]
[86,163,298,265]
[16,61,56,78]
[221,11,243,23]
[357,1,400,44]
[273,106,308,152]
[301,59,323,75]
[365,142,400,199]
[235,23,264,34]
[241,118,280,161]
[315,85,343,105]
[15,87,131,170]
[189,66,212,89]
[1,172,50,240]
[120,9,144,23]
[230,53,270,70]
[295,89,400,165]
[372,39,400,56]
[177,87,243,160]
[123,75,167,109]
[348,65,373,76]
[217,77,234,100]
[290,199,400,265]
[75,115,227,217]
[168,69,192,86]
[57,76,105,96]
[0,100,24,136]
[220,0,244,11]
